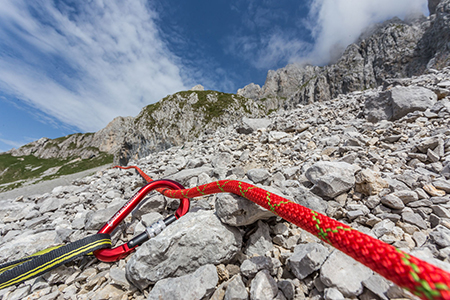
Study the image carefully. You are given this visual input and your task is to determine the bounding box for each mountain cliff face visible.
[238,0,450,109]
[115,90,266,165]
[6,0,450,167]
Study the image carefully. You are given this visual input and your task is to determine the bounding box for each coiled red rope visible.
[116,166,450,300]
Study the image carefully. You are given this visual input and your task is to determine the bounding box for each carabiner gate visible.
[94,179,190,262]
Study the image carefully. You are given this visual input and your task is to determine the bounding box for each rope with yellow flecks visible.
[116,166,450,300]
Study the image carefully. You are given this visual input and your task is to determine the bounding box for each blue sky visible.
[0,0,428,152]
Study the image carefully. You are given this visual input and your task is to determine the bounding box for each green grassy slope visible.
[0,152,113,192]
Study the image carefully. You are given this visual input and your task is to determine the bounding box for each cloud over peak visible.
[0,0,429,143]
[226,0,428,69]
[307,0,428,65]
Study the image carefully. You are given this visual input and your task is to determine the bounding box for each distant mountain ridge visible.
[6,89,266,166]
[5,0,450,168]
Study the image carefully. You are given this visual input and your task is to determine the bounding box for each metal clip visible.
[94,179,189,262]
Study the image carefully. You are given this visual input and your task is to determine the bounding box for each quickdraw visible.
[94,179,190,262]
[0,175,190,287]
[117,165,450,300]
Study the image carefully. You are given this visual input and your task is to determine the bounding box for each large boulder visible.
[364,90,393,123]
[126,210,242,290]
[236,117,272,134]
[365,86,437,122]
[305,161,357,198]
[391,86,437,120]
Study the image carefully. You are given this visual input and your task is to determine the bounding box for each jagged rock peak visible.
[190,84,205,91]
[237,83,262,100]
[429,0,442,15]
[238,0,450,109]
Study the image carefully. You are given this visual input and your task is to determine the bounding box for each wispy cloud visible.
[226,0,428,70]
[0,137,30,150]
[306,0,428,65]
[225,1,312,71]
[226,33,311,70]
[0,0,187,132]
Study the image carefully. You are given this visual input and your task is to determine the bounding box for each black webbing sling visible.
[0,233,111,289]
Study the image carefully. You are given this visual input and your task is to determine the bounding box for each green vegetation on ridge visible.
[136,90,255,127]
[189,90,252,122]
[0,152,113,192]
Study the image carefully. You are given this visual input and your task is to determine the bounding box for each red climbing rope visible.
[115,166,450,300]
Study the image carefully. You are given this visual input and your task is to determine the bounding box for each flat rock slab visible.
[365,86,437,122]
[215,193,274,226]
[320,250,373,297]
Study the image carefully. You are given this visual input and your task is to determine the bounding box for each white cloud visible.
[226,32,311,70]
[306,0,428,65]
[258,34,311,68]
[0,0,187,132]
[0,137,27,149]
[227,0,428,70]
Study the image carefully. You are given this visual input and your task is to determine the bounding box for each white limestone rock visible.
[320,251,373,297]
[126,210,242,290]
[305,161,357,198]
[147,264,218,300]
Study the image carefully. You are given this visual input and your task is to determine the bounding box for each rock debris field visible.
[2,68,450,300]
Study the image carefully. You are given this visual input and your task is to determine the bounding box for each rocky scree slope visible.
[237,0,450,111]
[1,68,450,300]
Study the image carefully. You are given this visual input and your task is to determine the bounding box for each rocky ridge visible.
[238,0,450,110]
[1,67,450,300]
[6,88,265,166]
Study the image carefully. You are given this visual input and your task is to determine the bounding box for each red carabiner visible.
[94,179,190,262]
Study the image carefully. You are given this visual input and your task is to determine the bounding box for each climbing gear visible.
[0,174,190,288]
[0,234,111,290]
[94,179,190,262]
[118,166,450,300]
